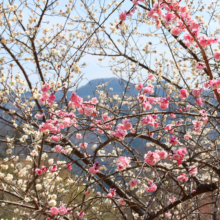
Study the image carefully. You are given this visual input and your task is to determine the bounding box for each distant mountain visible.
[54,77,139,101]
[76,77,138,98]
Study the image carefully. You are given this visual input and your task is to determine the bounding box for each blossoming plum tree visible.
[0,0,220,219]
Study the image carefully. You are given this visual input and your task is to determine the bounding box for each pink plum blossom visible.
[195,62,205,69]
[145,180,157,192]
[180,89,189,99]
[214,51,220,60]
[49,94,56,102]
[58,206,67,215]
[107,188,116,198]
[159,96,170,109]
[141,115,155,126]
[122,118,132,130]
[35,168,42,175]
[79,143,88,148]
[148,74,155,80]
[155,150,168,159]
[50,164,57,172]
[118,198,126,205]
[85,191,90,196]
[132,0,138,6]
[177,173,188,182]
[41,84,51,93]
[135,83,143,91]
[169,196,176,203]
[50,207,59,215]
[76,133,82,139]
[193,120,203,132]
[55,145,62,153]
[119,11,127,21]
[172,148,188,160]
[184,134,192,140]
[192,88,202,97]
[169,113,176,118]
[169,136,179,145]
[67,163,72,171]
[143,84,154,95]
[77,212,85,218]
[165,212,172,218]
[129,179,139,187]
[144,151,160,165]
[165,124,174,133]
[41,166,47,173]
[189,166,198,176]
[35,113,44,119]
[171,26,181,36]
[117,156,131,171]
[143,101,152,110]
[89,162,101,175]
[113,128,127,140]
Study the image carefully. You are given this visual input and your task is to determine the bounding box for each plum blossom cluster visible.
[118,198,126,206]
[147,0,218,49]
[55,145,70,154]
[205,78,220,96]
[106,188,128,206]
[89,161,101,175]
[179,77,220,108]
[145,180,157,192]
[177,165,198,183]
[180,88,205,106]
[49,205,72,216]
[119,0,145,23]
[69,92,98,116]
[169,135,179,145]
[35,166,47,175]
[39,84,56,106]
[39,109,77,142]
[117,156,131,171]
[170,147,187,165]
[111,118,132,140]
[144,147,188,167]
[136,82,170,110]
[129,179,139,188]
[144,150,167,165]
[107,188,116,198]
